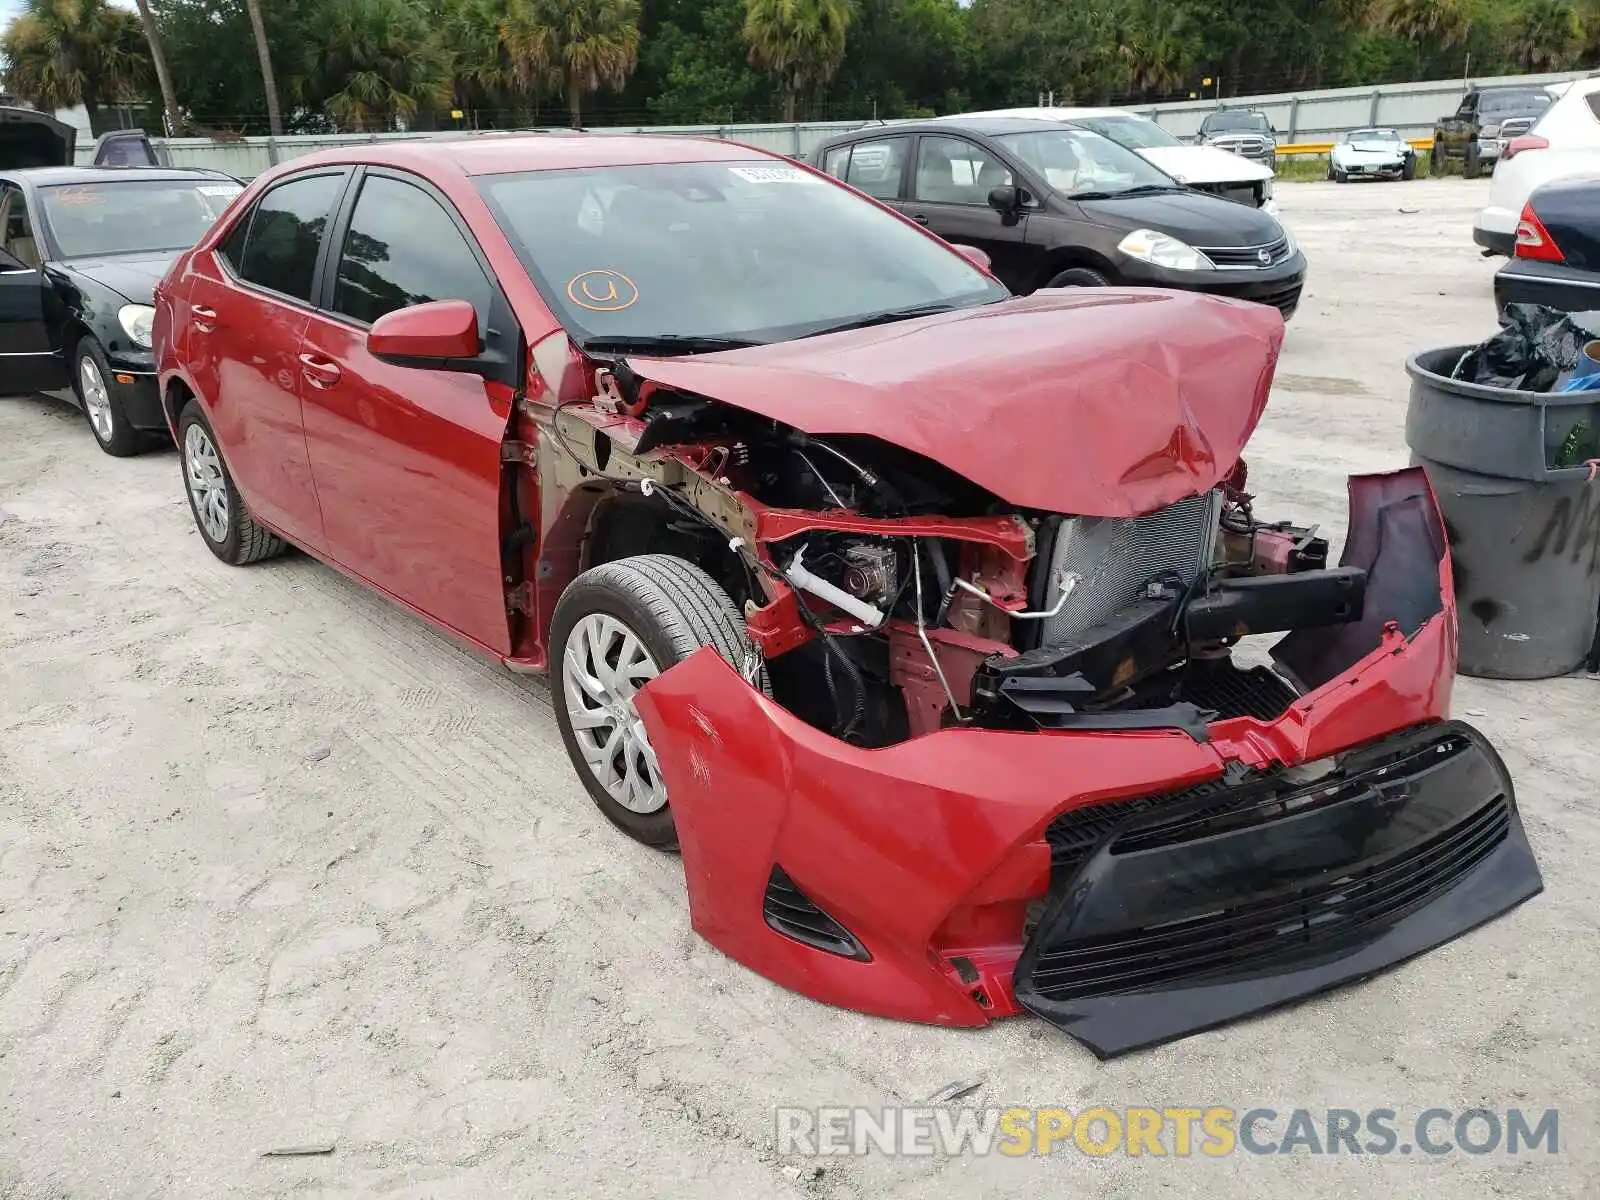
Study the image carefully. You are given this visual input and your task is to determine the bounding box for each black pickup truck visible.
[1430,86,1554,178]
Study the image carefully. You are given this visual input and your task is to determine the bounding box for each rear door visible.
[904,135,1031,289]
[0,181,66,395]
[186,169,351,551]
[298,167,521,655]
[820,135,911,208]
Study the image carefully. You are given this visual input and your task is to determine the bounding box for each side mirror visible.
[951,243,992,272]
[987,184,1024,214]
[367,299,482,369]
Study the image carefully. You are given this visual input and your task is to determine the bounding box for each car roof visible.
[273,132,779,178]
[950,106,1137,120]
[0,165,233,187]
[836,116,1085,139]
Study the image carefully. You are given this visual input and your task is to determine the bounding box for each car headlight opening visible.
[1116,229,1214,272]
[118,304,156,349]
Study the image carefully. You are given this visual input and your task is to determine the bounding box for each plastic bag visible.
[1452,303,1600,391]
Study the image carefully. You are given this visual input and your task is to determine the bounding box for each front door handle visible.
[190,304,217,333]
[299,353,341,389]
[910,213,930,225]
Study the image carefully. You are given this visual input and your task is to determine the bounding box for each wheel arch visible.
[1029,245,1120,292]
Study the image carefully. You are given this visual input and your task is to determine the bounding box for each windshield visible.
[1203,112,1269,133]
[1482,90,1552,116]
[40,178,242,258]
[476,160,1006,347]
[1346,128,1402,143]
[1071,115,1184,150]
[997,128,1177,196]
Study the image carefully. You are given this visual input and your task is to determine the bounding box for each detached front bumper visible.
[632,469,1543,1054]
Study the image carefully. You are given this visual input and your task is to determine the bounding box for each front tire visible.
[1402,156,1416,182]
[550,554,764,847]
[1464,147,1483,179]
[177,400,285,566]
[1043,267,1111,288]
[75,337,144,457]
[1430,146,1444,177]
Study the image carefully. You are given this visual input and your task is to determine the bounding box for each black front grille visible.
[1253,282,1303,317]
[1200,238,1293,268]
[1027,794,1510,1002]
[763,866,870,960]
[1182,662,1299,721]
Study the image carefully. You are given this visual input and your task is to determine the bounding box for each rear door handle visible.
[190,304,217,332]
[298,353,341,389]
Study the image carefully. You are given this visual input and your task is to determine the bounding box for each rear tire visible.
[550,554,765,847]
[1043,267,1112,288]
[177,400,286,566]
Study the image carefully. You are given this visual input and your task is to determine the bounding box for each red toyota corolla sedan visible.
[153,134,1540,1057]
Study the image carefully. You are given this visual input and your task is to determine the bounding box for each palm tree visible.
[501,0,642,128]
[1378,0,1472,46]
[244,0,283,137]
[0,0,150,132]
[309,0,450,131]
[132,0,183,134]
[438,0,514,124]
[1114,0,1199,97]
[1505,0,1583,70]
[742,0,853,123]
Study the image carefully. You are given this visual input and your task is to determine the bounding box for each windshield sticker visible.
[197,185,243,199]
[567,269,638,312]
[729,165,818,185]
[54,187,106,205]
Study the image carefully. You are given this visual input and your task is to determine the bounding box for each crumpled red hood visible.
[628,288,1284,517]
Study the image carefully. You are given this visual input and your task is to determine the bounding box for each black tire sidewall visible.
[1046,267,1111,288]
[549,578,695,847]
[177,401,248,565]
[75,336,140,456]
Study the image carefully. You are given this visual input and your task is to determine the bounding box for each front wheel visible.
[1043,267,1112,288]
[1430,146,1444,177]
[1402,157,1416,182]
[75,337,144,457]
[177,401,286,566]
[1464,148,1483,180]
[550,554,765,847]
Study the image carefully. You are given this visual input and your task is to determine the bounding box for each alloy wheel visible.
[80,355,114,443]
[184,423,230,544]
[561,612,666,814]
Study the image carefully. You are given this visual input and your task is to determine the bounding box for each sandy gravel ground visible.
[2,178,1597,1199]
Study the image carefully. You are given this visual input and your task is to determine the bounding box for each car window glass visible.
[842,137,907,199]
[1457,95,1476,117]
[1587,92,1600,123]
[914,136,1012,205]
[822,146,849,179]
[331,175,492,328]
[1,184,39,267]
[236,173,345,302]
[218,206,253,272]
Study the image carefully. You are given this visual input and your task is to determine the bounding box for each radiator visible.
[1038,491,1223,645]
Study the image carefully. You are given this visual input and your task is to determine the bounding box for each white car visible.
[948,106,1279,216]
[1329,128,1417,182]
[1474,77,1600,257]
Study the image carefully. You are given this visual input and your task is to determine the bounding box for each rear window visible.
[38,178,242,258]
[1482,90,1552,116]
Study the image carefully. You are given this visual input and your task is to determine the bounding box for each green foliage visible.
[6,0,1600,134]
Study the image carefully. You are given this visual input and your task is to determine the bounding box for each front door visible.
[298,169,519,656]
[0,182,65,395]
[904,135,1031,290]
[191,169,351,551]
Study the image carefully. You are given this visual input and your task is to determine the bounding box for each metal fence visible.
[82,67,1598,179]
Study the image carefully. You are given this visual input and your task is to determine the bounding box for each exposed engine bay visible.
[515,356,1372,749]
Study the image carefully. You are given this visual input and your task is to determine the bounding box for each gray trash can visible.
[1405,345,1600,679]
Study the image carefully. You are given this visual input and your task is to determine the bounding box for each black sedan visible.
[811,117,1306,319]
[1493,175,1600,316]
[0,164,242,455]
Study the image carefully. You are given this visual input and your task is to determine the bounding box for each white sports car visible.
[1329,128,1417,182]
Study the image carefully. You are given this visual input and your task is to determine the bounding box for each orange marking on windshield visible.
[567,269,638,312]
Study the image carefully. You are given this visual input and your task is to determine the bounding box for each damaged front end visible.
[519,291,1542,1055]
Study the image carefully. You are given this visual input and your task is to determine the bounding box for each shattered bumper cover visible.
[632,468,1545,1053]
[1014,722,1542,1058]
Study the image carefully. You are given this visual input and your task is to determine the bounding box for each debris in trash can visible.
[1452,304,1600,391]
[1551,419,1600,468]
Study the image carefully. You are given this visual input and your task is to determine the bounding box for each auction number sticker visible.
[729,166,817,184]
